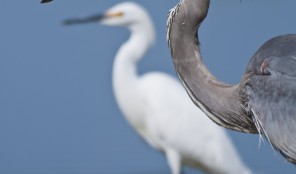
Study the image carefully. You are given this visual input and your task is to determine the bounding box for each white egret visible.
[64,2,252,174]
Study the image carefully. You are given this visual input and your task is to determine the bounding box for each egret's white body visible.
[109,3,252,174]
[66,2,252,174]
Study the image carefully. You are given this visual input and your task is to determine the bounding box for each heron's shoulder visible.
[252,34,296,59]
[247,34,296,76]
[246,74,296,163]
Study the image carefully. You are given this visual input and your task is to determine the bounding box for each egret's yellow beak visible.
[105,12,124,18]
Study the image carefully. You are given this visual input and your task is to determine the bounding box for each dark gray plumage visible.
[167,0,296,164]
[245,35,296,163]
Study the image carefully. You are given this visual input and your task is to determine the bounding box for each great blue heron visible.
[167,0,296,164]
[64,2,252,174]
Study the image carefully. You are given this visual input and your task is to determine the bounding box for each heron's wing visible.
[246,55,296,164]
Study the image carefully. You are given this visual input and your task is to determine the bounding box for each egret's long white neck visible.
[112,16,155,121]
[113,21,154,89]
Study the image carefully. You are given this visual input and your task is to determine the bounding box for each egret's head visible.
[64,2,152,28]
[101,2,151,27]
[64,2,155,45]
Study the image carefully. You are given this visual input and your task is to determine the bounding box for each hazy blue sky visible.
[0,0,296,173]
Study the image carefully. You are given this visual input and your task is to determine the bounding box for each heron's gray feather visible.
[247,75,296,163]
[245,35,296,163]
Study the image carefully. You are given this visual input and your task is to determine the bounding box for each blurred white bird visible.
[64,2,252,174]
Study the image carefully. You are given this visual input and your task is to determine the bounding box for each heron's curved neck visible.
[171,31,243,129]
[168,1,255,132]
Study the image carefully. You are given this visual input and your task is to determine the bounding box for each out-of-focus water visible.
[0,0,295,173]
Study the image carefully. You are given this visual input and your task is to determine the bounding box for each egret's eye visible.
[107,12,124,18]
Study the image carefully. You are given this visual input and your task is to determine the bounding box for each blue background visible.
[0,0,295,173]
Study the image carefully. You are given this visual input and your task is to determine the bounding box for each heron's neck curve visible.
[168,0,256,132]
[171,32,245,131]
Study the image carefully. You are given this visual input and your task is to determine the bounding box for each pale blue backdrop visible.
[0,0,295,173]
